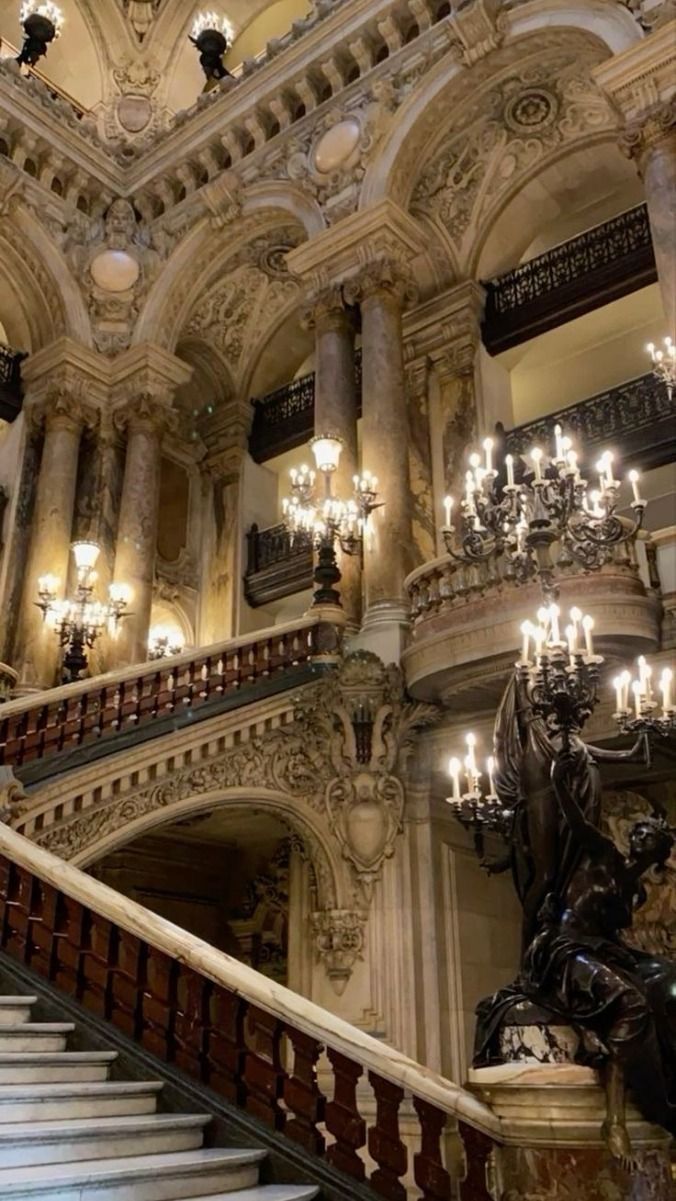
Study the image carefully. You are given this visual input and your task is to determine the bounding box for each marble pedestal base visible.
[348,600,410,664]
[469,1064,673,1200]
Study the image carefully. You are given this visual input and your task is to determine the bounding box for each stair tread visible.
[0,1050,117,1061]
[0,1080,164,1099]
[0,997,37,1006]
[173,1190,320,1201]
[0,1112,211,1140]
[0,1023,74,1033]
[0,1147,267,1185]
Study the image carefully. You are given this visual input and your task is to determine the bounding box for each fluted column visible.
[305,287,361,629]
[111,397,174,666]
[18,394,90,686]
[350,261,414,631]
[594,24,676,331]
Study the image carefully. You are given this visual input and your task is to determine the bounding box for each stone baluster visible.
[17,392,93,687]
[593,23,676,331]
[304,286,361,629]
[110,396,175,667]
[348,260,415,651]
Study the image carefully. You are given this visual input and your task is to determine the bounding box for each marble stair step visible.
[0,1049,117,1083]
[0,1079,164,1122]
[175,1189,320,1200]
[0,1147,268,1201]
[0,1112,211,1168]
[0,1023,74,1052]
[0,996,38,1024]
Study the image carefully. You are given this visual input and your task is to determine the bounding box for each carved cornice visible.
[405,280,485,378]
[621,94,676,168]
[592,20,676,155]
[286,198,426,291]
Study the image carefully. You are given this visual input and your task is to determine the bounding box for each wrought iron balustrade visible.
[483,204,656,353]
[245,522,313,607]
[505,372,674,471]
[249,350,362,463]
[0,342,26,423]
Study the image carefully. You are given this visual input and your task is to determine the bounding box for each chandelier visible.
[148,624,185,661]
[446,603,675,845]
[281,435,380,607]
[189,10,234,89]
[646,336,675,395]
[36,542,131,683]
[17,2,64,68]
[441,427,646,595]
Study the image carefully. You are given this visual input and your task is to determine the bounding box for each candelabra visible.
[189,11,234,87]
[441,427,646,595]
[646,336,676,395]
[17,2,63,67]
[36,542,131,683]
[281,435,380,607]
[148,625,185,661]
[446,602,675,851]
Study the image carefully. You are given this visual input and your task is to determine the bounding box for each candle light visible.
[554,424,564,462]
[566,450,580,481]
[483,437,493,473]
[448,757,461,801]
[628,470,642,506]
[465,732,477,775]
[520,620,532,664]
[660,667,673,713]
[505,454,515,487]
[486,756,496,797]
[582,614,594,657]
[613,675,624,714]
[548,603,561,646]
[290,467,298,484]
[444,496,453,528]
[620,670,630,713]
[632,679,643,720]
[531,447,543,482]
[566,624,577,656]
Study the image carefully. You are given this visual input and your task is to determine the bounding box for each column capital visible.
[593,20,676,164]
[200,397,252,468]
[405,280,485,377]
[286,199,426,293]
[343,258,417,309]
[113,394,178,438]
[22,338,110,411]
[301,285,356,334]
[26,388,98,436]
[109,342,193,408]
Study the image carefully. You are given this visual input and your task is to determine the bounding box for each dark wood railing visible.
[482,205,656,353]
[245,523,313,607]
[250,351,362,463]
[0,342,26,423]
[0,618,323,772]
[0,825,498,1200]
[505,372,673,471]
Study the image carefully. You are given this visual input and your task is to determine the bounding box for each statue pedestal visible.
[469,1063,673,1200]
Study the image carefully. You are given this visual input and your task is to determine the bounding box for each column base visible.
[348,600,410,665]
[469,1064,673,1200]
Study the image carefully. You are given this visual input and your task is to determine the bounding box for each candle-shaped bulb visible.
[483,437,493,473]
[566,624,577,655]
[570,606,582,626]
[548,603,561,646]
[660,667,673,713]
[531,447,543,481]
[448,757,462,801]
[613,676,623,714]
[582,614,594,657]
[628,469,642,505]
[486,756,496,797]
[444,496,453,528]
[554,424,564,461]
[632,678,643,719]
[505,453,515,487]
[520,620,532,663]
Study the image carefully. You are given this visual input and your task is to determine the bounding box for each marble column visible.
[305,287,361,630]
[350,261,414,645]
[624,103,676,332]
[200,448,244,644]
[18,395,90,687]
[110,397,173,666]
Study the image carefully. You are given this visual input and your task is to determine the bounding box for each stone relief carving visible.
[410,39,613,260]
[64,197,165,354]
[311,908,367,995]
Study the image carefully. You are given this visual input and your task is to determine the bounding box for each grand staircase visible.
[0,991,317,1201]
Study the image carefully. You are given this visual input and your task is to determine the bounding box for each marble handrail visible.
[0,615,325,769]
[0,824,501,1198]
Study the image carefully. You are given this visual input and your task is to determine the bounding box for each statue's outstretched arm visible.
[585,732,649,764]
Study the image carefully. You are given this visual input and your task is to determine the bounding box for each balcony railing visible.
[505,372,674,472]
[249,351,362,463]
[245,523,313,607]
[482,204,656,353]
[0,343,26,423]
[0,616,325,777]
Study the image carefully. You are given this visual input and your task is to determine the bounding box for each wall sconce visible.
[36,541,132,683]
[17,2,64,68]
[189,11,234,89]
[148,624,186,660]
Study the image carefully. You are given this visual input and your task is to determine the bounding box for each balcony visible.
[249,351,362,463]
[244,523,313,607]
[0,343,26,423]
[505,372,673,473]
[482,205,657,354]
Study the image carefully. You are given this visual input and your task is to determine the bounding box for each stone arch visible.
[361,4,639,213]
[0,205,92,348]
[135,203,308,353]
[69,787,347,912]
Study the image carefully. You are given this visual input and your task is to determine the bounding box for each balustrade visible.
[0,617,322,772]
[245,523,314,607]
[482,205,656,353]
[250,352,362,463]
[0,824,500,1200]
